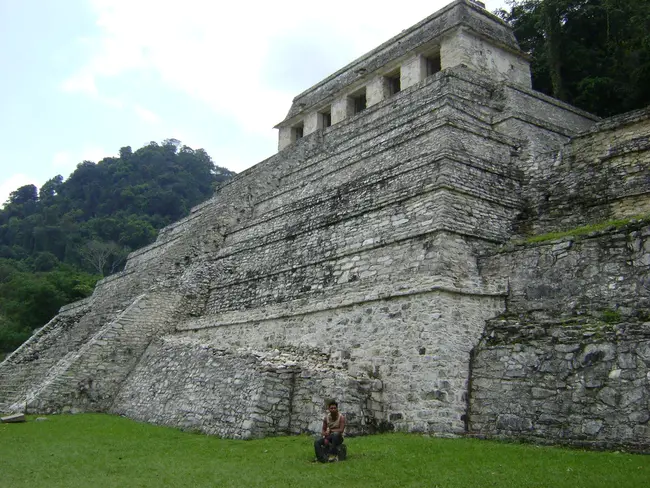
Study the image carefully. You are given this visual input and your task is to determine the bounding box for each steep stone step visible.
[7,292,181,413]
[232,72,498,218]
[253,90,507,219]
[0,306,92,410]
[223,146,520,256]
[284,102,493,185]
[278,77,497,188]
[203,227,503,314]
[254,113,516,222]
[280,68,501,186]
[209,186,518,300]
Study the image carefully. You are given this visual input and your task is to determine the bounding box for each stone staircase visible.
[4,292,181,413]
[0,304,90,412]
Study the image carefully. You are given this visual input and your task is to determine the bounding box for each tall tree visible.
[539,0,568,101]
[8,184,38,205]
[498,0,650,116]
[79,240,127,277]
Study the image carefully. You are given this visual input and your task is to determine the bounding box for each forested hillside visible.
[0,139,234,356]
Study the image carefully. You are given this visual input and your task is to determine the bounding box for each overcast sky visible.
[0,0,508,206]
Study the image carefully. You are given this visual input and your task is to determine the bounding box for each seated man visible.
[314,400,346,463]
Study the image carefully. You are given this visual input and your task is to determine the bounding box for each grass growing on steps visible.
[519,215,650,245]
[0,414,648,488]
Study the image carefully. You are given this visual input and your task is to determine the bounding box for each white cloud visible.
[0,174,39,207]
[61,72,98,96]
[62,0,509,173]
[81,146,110,163]
[134,105,160,124]
[66,1,465,132]
[52,151,72,170]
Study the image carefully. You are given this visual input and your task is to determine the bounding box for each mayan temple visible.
[1,0,649,451]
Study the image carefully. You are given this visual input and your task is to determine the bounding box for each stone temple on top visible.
[276,0,531,150]
[1,0,649,451]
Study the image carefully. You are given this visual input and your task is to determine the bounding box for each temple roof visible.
[276,0,525,128]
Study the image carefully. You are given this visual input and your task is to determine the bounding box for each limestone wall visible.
[112,338,385,439]
[471,319,650,451]
[471,224,650,450]
[180,288,504,434]
[441,27,531,86]
[112,338,294,438]
[480,223,650,319]
[210,230,500,312]
[465,109,650,452]
[516,108,650,236]
[492,83,599,163]
[224,153,518,255]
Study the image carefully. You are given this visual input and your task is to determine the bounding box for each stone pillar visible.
[304,112,320,136]
[441,28,475,71]
[401,54,427,90]
[441,27,532,88]
[367,76,389,107]
[278,127,293,151]
[331,96,354,125]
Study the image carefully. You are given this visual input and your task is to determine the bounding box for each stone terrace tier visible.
[518,107,650,236]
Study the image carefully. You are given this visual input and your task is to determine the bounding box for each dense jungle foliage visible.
[498,0,650,117]
[0,139,234,355]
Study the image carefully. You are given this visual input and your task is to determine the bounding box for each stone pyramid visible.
[2,0,649,450]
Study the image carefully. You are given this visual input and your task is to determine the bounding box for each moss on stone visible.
[518,215,650,244]
[602,308,622,324]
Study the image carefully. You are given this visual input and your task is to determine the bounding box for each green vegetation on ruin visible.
[0,414,648,488]
[518,215,650,245]
[500,1,650,117]
[602,308,622,324]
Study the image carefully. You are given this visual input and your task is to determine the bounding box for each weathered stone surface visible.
[1,413,25,423]
[0,0,649,453]
[470,287,650,450]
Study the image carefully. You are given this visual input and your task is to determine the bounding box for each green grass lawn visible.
[0,414,647,488]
